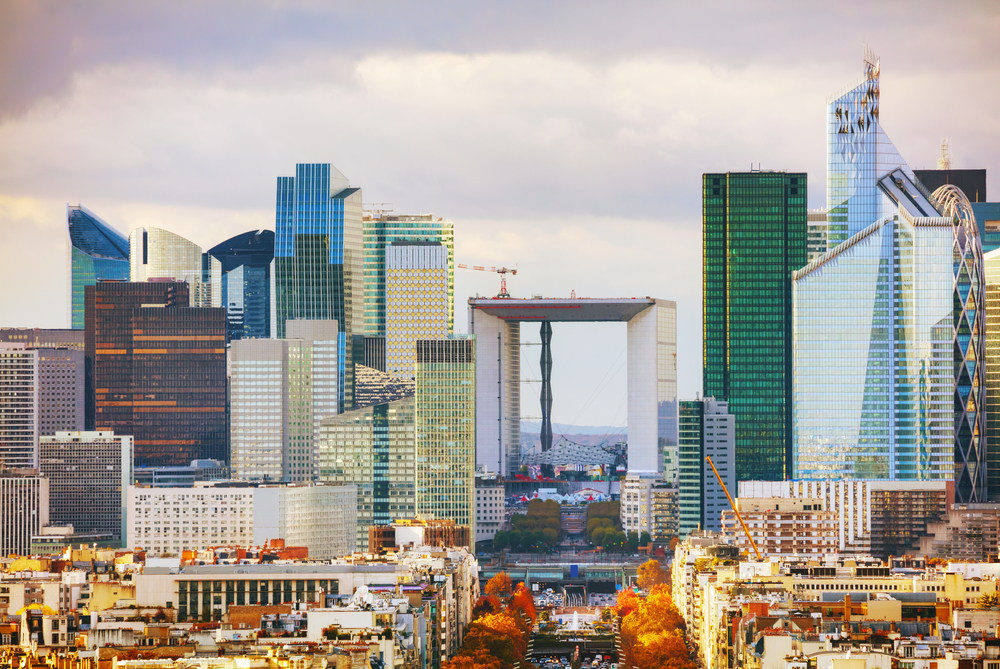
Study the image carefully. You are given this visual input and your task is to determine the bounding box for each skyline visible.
[2,1,999,427]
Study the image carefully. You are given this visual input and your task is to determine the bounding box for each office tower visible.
[0,470,48,557]
[677,397,735,537]
[66,205,130,329]
[318,397,416,551]
[703,171,806,481]
[127,482,357,558]
[793,53,985,501]
[132,459,226,487]
[914,168,986,203]
[230,321,338,482]
[806,209,829,262]
[976,203,1000,253]
[85,281,227,467]
[385,243,450,377]
[415,337,476,544]
[364,213,455,337]
[986,249,1000,500]
[352,364,415,410]
[37,349,85,436]
[0,329,84,350]
[129,227,221,307]
[39,431,133,545]
[0,343,38,469]
[274,163,363,410]
[207,230,275,341]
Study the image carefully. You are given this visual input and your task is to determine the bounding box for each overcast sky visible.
[1,1,997,428]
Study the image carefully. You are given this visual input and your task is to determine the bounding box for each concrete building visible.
[468,297,676,478]
[132,459,226,487]
[126,482,357,558]
[474,473,505,544]
[318,397,416,551]
[36,349,84,436]
[0,469,49,556]
[650,482,679,543]
[679,396,735,537]
[0,329,84,350]
[0,343,38,469]
[738,479,951,559]
[39,431,132,546]
[722,496,841,556]
[229,320,339,482]
[621,472,658,537]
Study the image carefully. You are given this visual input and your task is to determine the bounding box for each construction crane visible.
[457,264,517,298]
[706,455,762,560]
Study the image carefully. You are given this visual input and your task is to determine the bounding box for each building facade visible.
[126,483,357,558]
[0,343,38,469]
[207,229,275,341]
[703,171,807,482]
[415,338,476,543]
[794,54,985,501]
[364,214,455,338]
[987,249,1000,500]
[0,470,48,557]
[474,473,505,544]
[39,431,132,545]
[37,349,85,436]
[318,397,417,551]
[85,281,227,467]
[129,227,220,308]
[273,163,363,411]
[66,205,130,330]
[385,242,450,377]
[230,321,339,482]
[678,397,735,537]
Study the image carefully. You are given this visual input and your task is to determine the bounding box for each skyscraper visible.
[415,337,476,544]
[702,171,807,481]
[229,321,339,482]
[363,213,455,337]
[0,343,38,469]
[677,397,735,538]
[207,229,275,341]
[85,281,227,467]
[37,348,85,436]
[984,248,1000,500]
[385,242,450,377]
[66,205,130,329]
[793,53,985,501]
[130,227,221,308]
[274,164,363,410]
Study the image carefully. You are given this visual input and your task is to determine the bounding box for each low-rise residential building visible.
[474,472,505,543]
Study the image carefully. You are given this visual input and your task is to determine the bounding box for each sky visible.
[1,1,998,429]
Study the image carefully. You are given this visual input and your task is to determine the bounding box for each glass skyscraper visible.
[363,213,454,336]
[274,163,363,410]
[208,229,275,341]
[793,53,985,502]
[130,227,221,308]
[985,249,1000,500]
[66,205,130,329]
[703,171,807,481]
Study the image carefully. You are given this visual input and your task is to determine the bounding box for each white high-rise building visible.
[0,470,48,557]
[0,343,38,469]
[129,227,221,307]
[230,320,338,482]
[127,482,357,558]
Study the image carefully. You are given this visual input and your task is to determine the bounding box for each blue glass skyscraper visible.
[208,229,275,341]
[793,53,986,502]
[66,205,130,329]
[274,163,364,409]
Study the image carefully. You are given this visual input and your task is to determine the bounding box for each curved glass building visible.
[793,53,986,501]
[130,227,220,308]
[208,229,275,341]
[66,205,130,329]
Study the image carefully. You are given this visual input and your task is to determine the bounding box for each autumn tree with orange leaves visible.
[484,572,513,598]
[442,579,535,669]
[616,582,694,669]
[636,558,669,590]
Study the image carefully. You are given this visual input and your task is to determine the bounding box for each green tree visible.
[979,593,1000,609]
[493,531,509,551]
[640,531,651,547]
[627,531,640,552]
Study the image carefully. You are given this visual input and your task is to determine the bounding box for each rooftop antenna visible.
[937,138,951,170]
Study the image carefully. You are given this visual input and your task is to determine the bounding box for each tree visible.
[493,531,509,551]
[485,573,513,598]
[591,526,608,546]
[614,588,641,619]
[509,583,537,625]
[628,531,640,552]
[636,559,669,590]
[640,531,651,547]
[979,593,1000,609]
[442,647,507,669]
[634,629,696,669]
[473,595,503,620]
[507,530,522,551]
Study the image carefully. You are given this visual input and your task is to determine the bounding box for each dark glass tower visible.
[67,205,130,329]
[274,164,363,409]
[208,229,275,341]
[85,281,227,467]
[703,171,807,481]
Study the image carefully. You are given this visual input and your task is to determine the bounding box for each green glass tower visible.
[703,172,807,481]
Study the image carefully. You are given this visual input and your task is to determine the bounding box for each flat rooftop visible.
[468,297,658,322]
